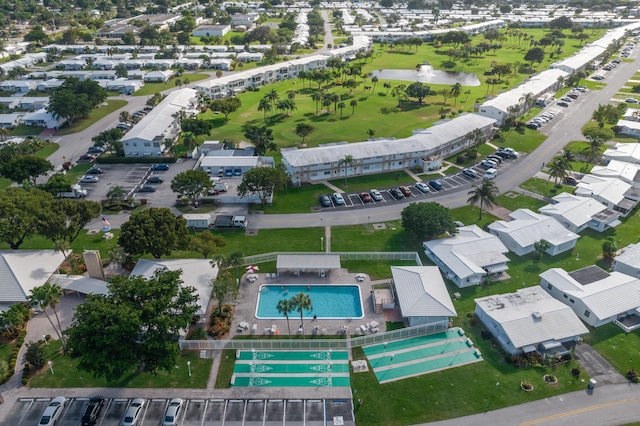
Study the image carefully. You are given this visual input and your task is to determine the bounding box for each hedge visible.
[96,156,177,164]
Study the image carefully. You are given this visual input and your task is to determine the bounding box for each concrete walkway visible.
[324,226,331,253]
[320,180,343,193]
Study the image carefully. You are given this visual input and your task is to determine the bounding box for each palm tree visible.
[182,132,197,150]
[53,239,70,259]
[107,185,125,204]
[450,82,462,107]
[338,154,355,186]
[337,101,346,116]
[560,149,576,170]
[371,76,379,93]
[0,127,9,141]
[469,128,486,148]
[226,251,244,286]
[367,128,376,138]
[29,283,66,349]
[276,299,293,335]
[467,179,499,220]
[119,111,131,123]
[322,97,332,114]
[107,247,127,269]
[216,70,223,78]
[383,81,392,94]
[311,91,322,115]
[547,157,567,186]
[585,139,605,164]
[267,88,279,109]
[258,97,272,123]
[350,99,358,115]
[291,292,312,338]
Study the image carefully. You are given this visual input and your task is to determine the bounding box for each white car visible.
[332,192,345,205]
[370,189,383,201]
[122,398,145,426]
[39,397,66,426]
[414,182,429,193]
[163,398,184,426]
[79,175,99,183]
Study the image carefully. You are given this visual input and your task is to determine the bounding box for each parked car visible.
[462,168,477,178]
[486,154,502,164]
[414,181,429,193]
[498,147,518,158]
[122,398,145,426]
[592,75,605,80]
[319,195,331,207]
[82,396,105,426]
[526,122,539,130]
[484,168,498,179]
[564,175,579,185]
[332,192,345,205]
[146,176,164,184]
[79,154,96,161]
[370,189,383,201]
[138,185,156,192]
[79,175,99,183]
[39,397,66,426]
[359,191,372,203]
[557,101,570,107]
[480,159,498,169]
[86,167,103,174]
[87,146,105,154]
[560,97,573,103]
[428,179,443,191]
[163,398,184,426]
[399,186,412,197]
[626,98,639,104]
[390,188,404,199]
[233,168,242,176]
[567,93,579,100]
[224,169,233,176]
[152,163,170,171]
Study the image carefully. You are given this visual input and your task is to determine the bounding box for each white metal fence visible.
[179,320,448,351]
[241,252,423,266]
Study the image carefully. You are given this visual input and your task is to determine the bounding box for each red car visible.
[399,186,412,197]
[359,192,372,203]
[79,154,96,161]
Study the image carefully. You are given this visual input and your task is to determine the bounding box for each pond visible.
[371,65,481,86]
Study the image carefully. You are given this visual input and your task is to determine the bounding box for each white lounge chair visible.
[360,324,368,333]
[251,324,257,334]
[271,324,277,333]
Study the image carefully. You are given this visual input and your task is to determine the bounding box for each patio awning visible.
[276,254,341,270]
[485,264,509,274]
[540,340,562,350]
[522,344,537,353]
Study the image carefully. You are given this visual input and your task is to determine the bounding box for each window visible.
[563,294,568,299]
[144,142,150,147]
[584,310,591,318]
[324,171,330,176]
[547,283,553,290]
[570,298,574,303]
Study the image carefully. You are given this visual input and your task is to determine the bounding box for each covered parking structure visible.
[276,254,341,278]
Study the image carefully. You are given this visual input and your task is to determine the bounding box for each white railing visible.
[240,251,423,266]
[179,320,448,351]
[613,318,640,333]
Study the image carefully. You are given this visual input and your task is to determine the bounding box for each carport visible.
[276,254,341,278]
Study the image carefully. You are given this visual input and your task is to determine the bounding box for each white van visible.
[484,168,497,179]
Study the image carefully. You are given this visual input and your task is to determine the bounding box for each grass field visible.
[133,73,210,96]
[55,100,128,135]
[10,124,43,137]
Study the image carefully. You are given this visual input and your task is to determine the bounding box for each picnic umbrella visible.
[245,265,260,273]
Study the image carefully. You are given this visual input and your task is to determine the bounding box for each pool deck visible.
[230,268,389,340]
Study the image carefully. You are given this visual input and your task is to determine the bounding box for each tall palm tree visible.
[258,97,272,123]
[226,251,244,286]
[383,81,392,94]
[119,111,131,123]
[276,299,293,335]
[467,179,499,220]
[450,82,462,107]
[547,157,567,186]
[560,149,576,170]
[371,76,379,93]
[107,185,125,204]
[291,292,312,338]
[29,283,66,349]
[338,154,355,186]
[267,88,279,109]
[311,92,322,115]
[337,101,346,117]
[350,99,358,115]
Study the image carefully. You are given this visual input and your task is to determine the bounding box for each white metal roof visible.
[48,274,109,295]
[131,258,218,316]
[540,268,640,321]
[276,254,341,270]
[488,209,580,248]
[539,193,610,229]
[424,225,509,280]
[591,159,640,184]
[200,156,261,168]
[576,175,635,205]
[282,114,496,167]
[603,142,640,164]
[0,251,64,305]
[475,287,588,349]
[391,266,457,318]
[615,243,640,271]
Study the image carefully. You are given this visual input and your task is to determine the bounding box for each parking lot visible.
[6,397,354,426]
[79,159,196,208]
[319,153,519,210]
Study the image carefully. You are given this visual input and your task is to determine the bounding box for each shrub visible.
[468,317,478,326]
[456,155,466,164]
[627,369,639,382]
[571,368,581,376]
[480,329,492,340]
[24,341,46,368]
[632,84,640,93]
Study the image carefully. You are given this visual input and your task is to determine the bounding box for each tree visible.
[258,97,272,123]
[47,78,107,126]
[438,88,450,104]
[591,103,624,128]
[0,188,52,249]
[65,269,199,381]
[92,128,123,155]
[24,26,49,45]
[582,127,613,163]
[337,101,346,117]
[212,251,245,286]
[450,82,462,107]
[277,298,294,335]
[405,82,433,103]
[401,202,457,240]
[107,185,125,204]
[295,123,315,145]
[350,99,358,115]
[291,292,312,338]
[1,155,53,185]
[533,239,551,259]
[602,237,617,259]
[0,303,30,338]
[467,179,500,220]
[384,82,392,94]
[114,64,128,79]
[170,170,212,206]
[209,97,241,119]
[122,31,136,45]
[29,283,66,349]
[190,231,226,259]
[371,76,379,93]
[548,157,568,186]
[119,111,131,123]
[243,126,277,156]
[180,119,213,137]
[237,167,289,206]
[37,199,101,244]
[24,341,46,368]
[118,208,189,258]
[338,155,355,186]
[211,270,236,314]
[524,47,545,68]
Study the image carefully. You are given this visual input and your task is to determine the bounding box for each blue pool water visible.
[255,285,364,319]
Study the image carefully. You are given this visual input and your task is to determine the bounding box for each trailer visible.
[183,214,212,229]
[213,215,248,228]
[57,184,87,198]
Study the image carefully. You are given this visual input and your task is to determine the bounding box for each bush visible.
[24,341,46,368]
[456,155,466,164]
[627,369,639,382]
[571,368,581,376]
[632,84,640,93]
[480,329,492,340]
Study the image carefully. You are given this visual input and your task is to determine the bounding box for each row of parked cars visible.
[39,396,184,426]
[319,147,518,207]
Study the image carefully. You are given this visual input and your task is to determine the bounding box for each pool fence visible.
[179,320,448,351]
[240,251,423,266]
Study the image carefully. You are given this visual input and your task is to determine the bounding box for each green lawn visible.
[260,183,332,214]
[497,191,547,213]
[0,142,59,189]
[494,127,547,153]
[0,230,120,259]
[10,124,44,137]
[331,220,419,252]
[29,340,211,388]
[328,171,415,193]
[519,177,572,198]
[582,324,640,376]
[133,74,210,96]
[55,100,128,135]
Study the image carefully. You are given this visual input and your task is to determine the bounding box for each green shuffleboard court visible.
[232,350,351,387]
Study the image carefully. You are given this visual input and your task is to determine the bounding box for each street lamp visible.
[43,335,48,345]
[48,361,54,375]
[187,361,191,377]
[321,237,324,251]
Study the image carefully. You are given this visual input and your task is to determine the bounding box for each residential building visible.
[199,151,275,176]
[423,225,510,288]
[474,287,588,356]
[144,70,175,82]
[0,113,22,128]
[613,243,640,279]
[23,108,66,129]
[539,192,621,233]
[230,13,259,28]
[281,114,496,184]
[541,266,640,329]
[488,209,580,256]
[603,142,640,165]
[391,266,457,327]
[575,174,640,216]
[591,159,640,189]
[236,51,264,62]
[121,88,198,157]
[192,24,231,37]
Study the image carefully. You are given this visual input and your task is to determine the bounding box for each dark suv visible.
[81,396,104,426]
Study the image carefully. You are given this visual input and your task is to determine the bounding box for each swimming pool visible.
[255,285,364,319]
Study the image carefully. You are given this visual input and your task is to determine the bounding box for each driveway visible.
[573,343,627,384]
